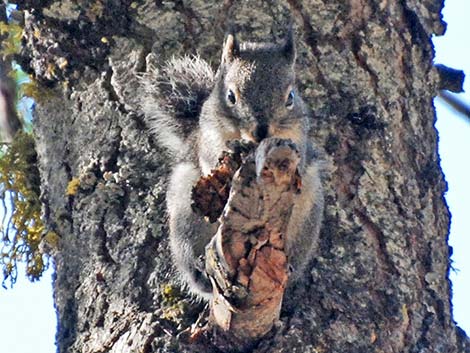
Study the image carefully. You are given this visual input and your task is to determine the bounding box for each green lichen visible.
[160,284,190,324]
[0,131,47,287]
[0,17,50,287]
[19,78,55,104]
[66,177,80,196]
[0,22,22,58]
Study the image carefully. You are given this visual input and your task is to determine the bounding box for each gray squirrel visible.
[142,30,324,300]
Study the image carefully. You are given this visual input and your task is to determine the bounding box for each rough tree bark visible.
[11,0,470,352]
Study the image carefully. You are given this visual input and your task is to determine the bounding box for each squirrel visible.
[142,30,324,300]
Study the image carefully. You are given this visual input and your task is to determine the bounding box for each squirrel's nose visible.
[252,123,268,142]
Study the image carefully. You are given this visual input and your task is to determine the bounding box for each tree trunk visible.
[0,4,22,143]
[14,0,470,352]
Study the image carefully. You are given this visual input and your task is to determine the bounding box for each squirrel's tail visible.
[140,54,215,159]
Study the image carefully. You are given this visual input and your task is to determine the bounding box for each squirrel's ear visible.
[221,33,239,65]
[283,25,296,62]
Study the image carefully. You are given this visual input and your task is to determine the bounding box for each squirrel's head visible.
[213,29,309,145]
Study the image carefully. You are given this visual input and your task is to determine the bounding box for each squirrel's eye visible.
[285,90,295,109]
[227,89,236,105]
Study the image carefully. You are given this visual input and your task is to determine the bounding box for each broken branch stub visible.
[203,138,301,347]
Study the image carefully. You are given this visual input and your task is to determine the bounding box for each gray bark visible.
[14,0,470,352]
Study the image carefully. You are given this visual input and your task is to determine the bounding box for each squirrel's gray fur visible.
[142,31,324,300]
[141,55,215,160]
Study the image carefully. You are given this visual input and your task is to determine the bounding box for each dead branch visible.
[196,138,301,350]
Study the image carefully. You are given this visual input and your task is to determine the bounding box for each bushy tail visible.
[140,54,215,159]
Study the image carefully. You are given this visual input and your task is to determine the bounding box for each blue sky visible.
[0,1,469,352]
[0,265,56,352]
[433,0,470,332]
